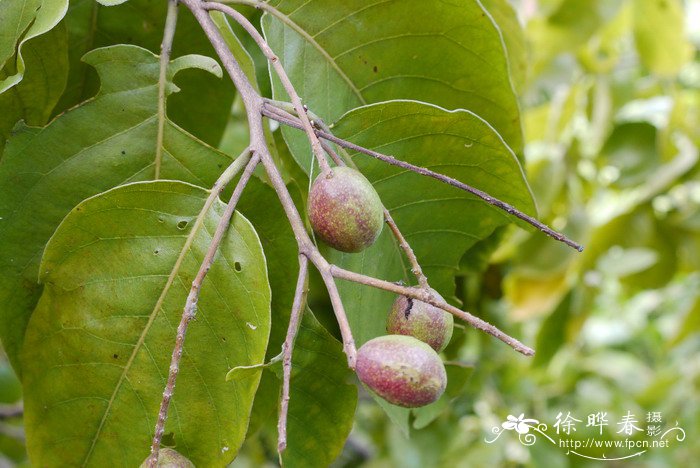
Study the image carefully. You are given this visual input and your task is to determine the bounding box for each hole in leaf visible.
[177,220,189,230]
[154,249,160,255]
[113,354,119,359]
[157,217,164,223]
[234,261,242,272]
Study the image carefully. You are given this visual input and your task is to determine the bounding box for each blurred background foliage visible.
[1,0,698,466]
[321,0,700,466]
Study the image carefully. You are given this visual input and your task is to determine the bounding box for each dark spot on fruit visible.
[373,65,378,73]
[405,297,413,318]
[113,354,119,359]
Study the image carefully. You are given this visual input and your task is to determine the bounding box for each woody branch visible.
[150,0,578,462]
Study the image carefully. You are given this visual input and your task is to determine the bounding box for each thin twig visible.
[155,0,180,180]
[278,255,309,453]
[329,265,535,356]
[256,148,359,367]
[147,153,261,467]
[0,403,23,420]
[261,104,584,252]
[204,1,332,174]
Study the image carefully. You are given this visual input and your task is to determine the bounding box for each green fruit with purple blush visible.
[308,166,384,253]
[356,335,447,408]
[387,290,454,352]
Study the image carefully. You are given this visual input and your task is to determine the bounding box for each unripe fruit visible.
[387,290,454,352]
[356,335,447,407]
[139,448,194,468]
[308,166,384,253]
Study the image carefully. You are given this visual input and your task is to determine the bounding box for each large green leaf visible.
[0,0,68,92]
[22,180,271,466]
[57,0,235,145]
[0,45,231,375]
[262,0,522,173]
[329,100,534,431]
[0,20,68,153]
[237,180,357,466]
[332,100,535,331]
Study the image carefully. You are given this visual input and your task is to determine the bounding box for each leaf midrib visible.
[81,188,221,466]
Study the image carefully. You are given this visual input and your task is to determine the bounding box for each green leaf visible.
[58,0,234,145]
[0,45,231,375]
[262,0,522,173]
[0,0,38,69]
[633,0,694,76]
[0,0,68,93]
[333,100,536,304]
[21,180,271,466]
[481,0,527,93]
[211,11,259,93]
[0,19,69,153]
[280,309,357,468]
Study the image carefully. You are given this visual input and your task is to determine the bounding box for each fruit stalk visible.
[278,255,309,453]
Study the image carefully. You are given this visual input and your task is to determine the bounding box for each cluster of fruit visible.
[309,167,453,407]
